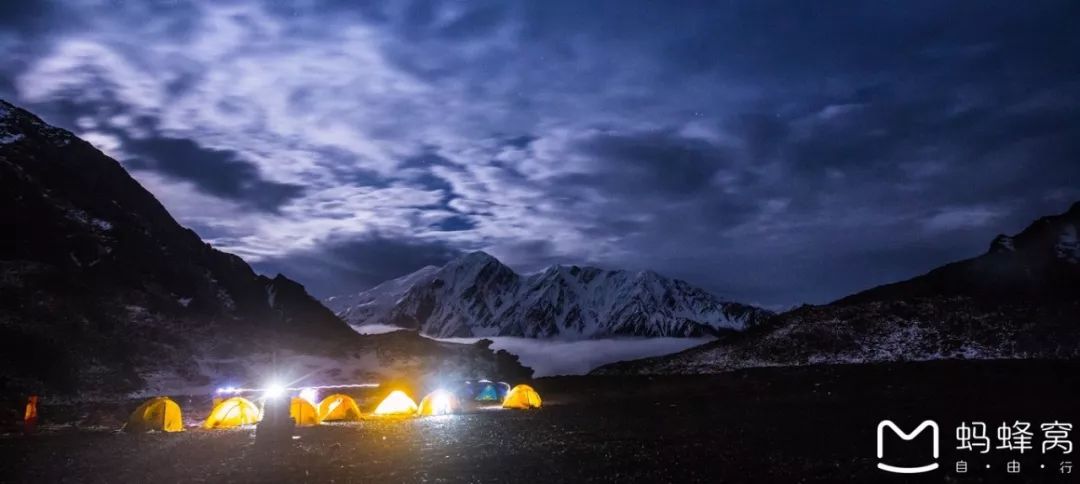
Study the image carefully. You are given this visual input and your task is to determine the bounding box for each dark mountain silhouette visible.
[595,202,1080,375]
[0,99,529,397]
[839,202,1079,304]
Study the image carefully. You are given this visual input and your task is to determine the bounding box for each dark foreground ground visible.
[1,359,1078,483]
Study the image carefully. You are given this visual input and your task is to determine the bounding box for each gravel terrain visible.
[2,359,1078,483]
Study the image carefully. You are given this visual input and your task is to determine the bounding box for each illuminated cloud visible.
[2,0,1077,304]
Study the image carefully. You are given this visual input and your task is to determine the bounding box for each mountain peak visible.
[329,252,772,338]
[1,99,76,147]
[439,251,514,281]
[456,250,499,265]
[636,269,662,280]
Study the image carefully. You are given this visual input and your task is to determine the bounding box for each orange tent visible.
[417,390,459,416]
[318,394,363,422]
[373,390,418,416]
[126,396,184,432]
[502,384,542,409]
[203,397,260,429]
[290,397,321,426]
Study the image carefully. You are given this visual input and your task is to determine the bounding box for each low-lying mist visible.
[434,336,715,377]
[350,324,410,335]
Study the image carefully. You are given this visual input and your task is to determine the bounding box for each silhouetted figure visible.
[23,396,38,435]
[255,395,294,446]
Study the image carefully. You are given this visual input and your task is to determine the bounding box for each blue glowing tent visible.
[471,380,511,402]
[475,384,499,401]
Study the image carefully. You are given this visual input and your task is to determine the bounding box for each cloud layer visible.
[2,0,1078,305]
[437,336,715,377]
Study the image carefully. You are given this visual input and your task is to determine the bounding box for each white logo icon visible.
[877,420,940,474]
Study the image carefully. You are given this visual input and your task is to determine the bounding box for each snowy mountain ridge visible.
[325,251,773,338]
[325,265,440,325]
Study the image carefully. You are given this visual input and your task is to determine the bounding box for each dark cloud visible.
[124,136,305,212]
[0,1,65,36]
[502,135,536,149]
[5,93,306,213]
[438,4,504,40]
[572,130,734,197]
[431,215,475,232]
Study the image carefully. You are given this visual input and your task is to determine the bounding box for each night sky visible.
[2,1,1078,307]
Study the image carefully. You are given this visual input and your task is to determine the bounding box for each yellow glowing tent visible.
[373,390,418,416]
[417,390,459,416]
[125,396,184,432]
[318,393,363,422]
[290,397,321,426]
[502,384,542,409]
[203,396,261,429]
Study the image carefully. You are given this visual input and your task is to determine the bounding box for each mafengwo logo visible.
[877,420,940,474]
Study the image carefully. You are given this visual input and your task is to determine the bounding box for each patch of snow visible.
[178,297,193,308]
[66,208,90,224]
[994,235,1015,252]
[1056,224,1079,263]
[91,218,112,231]
[209,277,236,311]
[266,284,277,308]
[0,133,23,144]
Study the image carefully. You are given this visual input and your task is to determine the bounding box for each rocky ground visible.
[1,359,1078,483]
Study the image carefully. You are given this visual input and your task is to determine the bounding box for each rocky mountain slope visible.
[594,203,1080,375]
[326,251,772,338]
[840,204,1079,303]
[0,100,530,398]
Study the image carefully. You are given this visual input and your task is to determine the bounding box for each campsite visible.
[4,1,1080,482]
[126,379,537,432]
[3,360,1078,483]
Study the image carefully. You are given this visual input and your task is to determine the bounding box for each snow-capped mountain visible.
[1,99,530,397]
[594,202,1080,375]
[325,251,772,338]
[325,265,440,326]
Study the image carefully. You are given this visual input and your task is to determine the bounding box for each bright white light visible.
[431,391,452,415]
[299,387,318,404]
[265,382,286,399]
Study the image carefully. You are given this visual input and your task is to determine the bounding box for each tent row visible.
[125,384,542,432]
